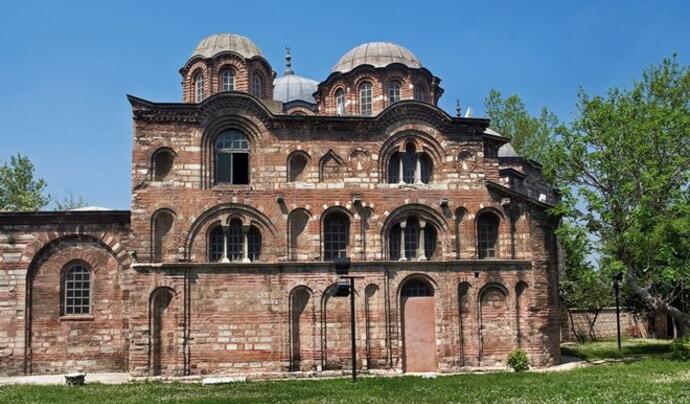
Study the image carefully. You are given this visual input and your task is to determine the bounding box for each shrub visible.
[507,349,530,372]
[671,336,690,360]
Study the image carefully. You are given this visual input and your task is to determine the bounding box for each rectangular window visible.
[215,153,233,183]
[232,153,249,184]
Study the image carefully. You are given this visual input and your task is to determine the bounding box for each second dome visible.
[332,42,422,73]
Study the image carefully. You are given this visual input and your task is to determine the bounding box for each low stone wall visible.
[561,308,649,342]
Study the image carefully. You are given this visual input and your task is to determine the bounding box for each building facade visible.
[0,34,561,377]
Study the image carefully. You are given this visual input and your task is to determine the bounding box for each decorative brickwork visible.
[0,34,561,377]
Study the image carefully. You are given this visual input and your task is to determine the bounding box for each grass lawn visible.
[1,340,688,403]
[561,338,673,360]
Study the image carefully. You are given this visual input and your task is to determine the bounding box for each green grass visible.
[561,338,673,361]
[1,340,687,403]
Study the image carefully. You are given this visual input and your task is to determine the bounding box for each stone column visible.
[414,153,422,184]
[398,155,404,185]
[242,225,251,263]
[221,225,230,263]
[418,220,427,260]
[399,220,407,261]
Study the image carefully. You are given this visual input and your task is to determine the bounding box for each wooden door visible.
[403,296,436,372]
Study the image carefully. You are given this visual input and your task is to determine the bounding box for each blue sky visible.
[0,0,688,210]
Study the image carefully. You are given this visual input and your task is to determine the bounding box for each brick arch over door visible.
[24,234,130,375]
[184,203,278,261]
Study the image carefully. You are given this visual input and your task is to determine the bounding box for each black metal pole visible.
[615,280,622,351]
[350,276,357,382]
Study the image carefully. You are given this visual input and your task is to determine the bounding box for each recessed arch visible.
[151,208,176,262]
[379,131,444,183]
[287,150,310,182]
[151,147,176,182]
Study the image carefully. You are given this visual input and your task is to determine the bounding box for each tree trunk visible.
[587,310,601,341]
[625,269,690,335]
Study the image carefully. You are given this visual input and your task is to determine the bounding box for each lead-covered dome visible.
[274,74,319,103]
[191,33,263,59]
[332,42,422,73]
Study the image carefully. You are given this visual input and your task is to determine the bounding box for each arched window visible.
[209,226,224,262]
[335,89,346,116]
[359,81,372,116]
[252,74,263,98]
[194,72,204,102]
[227,219,244,261]
[61,262,91,316]
[248,226,261,261]
[152,149,174,181]
[388,143,433,184]
[208,220,262,262]
[389,217,437,260]
[152,210,174,262]
[221,69,235,92]
[288,209,310,261]
[323,211,349,260]
[215,131,249,185]
[401,278,434,297]
[388,81,401,105]
[414,85,425,102]
[477,212,500,258]
[287,152,309,182]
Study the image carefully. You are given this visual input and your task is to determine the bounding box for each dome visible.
[498,143,521,158]
[332,42,422,73]
[273,74,319,103]
[191,33,263,59]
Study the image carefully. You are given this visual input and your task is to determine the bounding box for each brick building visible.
[0,34,561,377]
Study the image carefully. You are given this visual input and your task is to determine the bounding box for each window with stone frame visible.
[477,212,500,258]
[335,88,346,116]
[215,131,250,185]
[61,262,91,316]
[194,72,204,102]
[221,69,235,92]
[359,81,372,116]
[323,211,349,260]
[388,81,401,105]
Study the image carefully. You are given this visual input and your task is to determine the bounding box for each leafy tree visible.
[484,89,559,162]
[0,154,50,211]
[548,56,690,331]
[54,191,88,211]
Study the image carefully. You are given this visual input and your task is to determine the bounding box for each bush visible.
[671,336,690,360]
[507,349,530,372]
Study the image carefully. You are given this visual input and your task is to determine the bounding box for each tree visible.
[484,89,559,162]
[548,56,690,331]
[54,191,88,211]
[0,154,50,211]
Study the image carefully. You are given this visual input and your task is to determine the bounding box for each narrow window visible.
[336,89,346,116]
[359,82,372,116]
[402,143,416,184]
[388,81,401,105]
[389,223,402,260]
[424,225,437,259]
[252,74,263,98]
[228,219,244,261]
[222,69,235,92]
[215,131,250,185]
[62,263,91,316]
[194,72,204,102]
[477,212,500,258]
[420,153,433,184]
[248,226,262,261]
[404,217,419,259]
[209,226,224,262]
[387,153,401,183]
[323,212,349,260]
[414,85,425,102]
